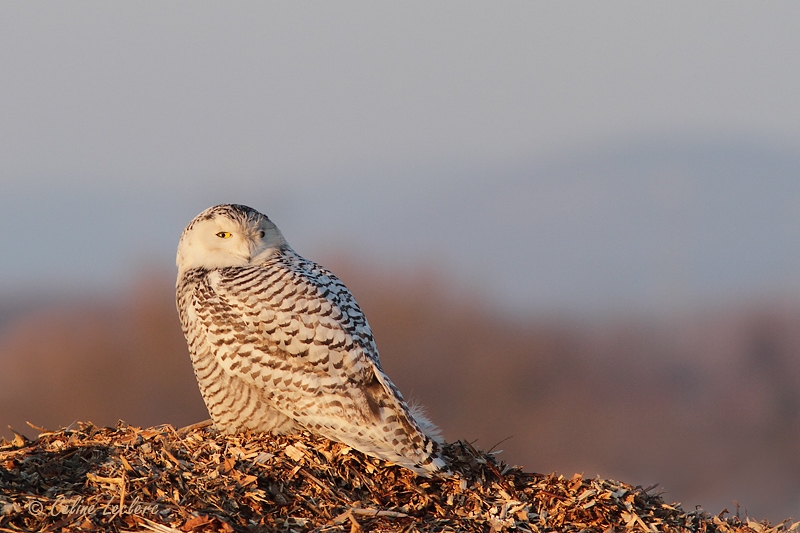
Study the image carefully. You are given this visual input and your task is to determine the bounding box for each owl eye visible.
[216,231,233,239]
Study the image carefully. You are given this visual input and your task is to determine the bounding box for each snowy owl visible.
[176,204,446,475]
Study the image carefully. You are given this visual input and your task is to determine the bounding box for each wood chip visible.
[0,421,793,532]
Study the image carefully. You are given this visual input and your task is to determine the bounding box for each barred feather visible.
[176,204,446,475]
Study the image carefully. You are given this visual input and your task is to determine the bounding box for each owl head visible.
[177,204,286,275]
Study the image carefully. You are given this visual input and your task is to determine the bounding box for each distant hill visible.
[2,136,800,315]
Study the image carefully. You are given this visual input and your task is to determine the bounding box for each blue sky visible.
[2,3,800,314]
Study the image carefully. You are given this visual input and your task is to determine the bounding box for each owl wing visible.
[188,252,442,474]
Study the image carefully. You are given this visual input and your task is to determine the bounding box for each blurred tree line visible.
[1,260,798,522]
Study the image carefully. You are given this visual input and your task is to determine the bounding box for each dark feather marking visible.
[362,371,385,419]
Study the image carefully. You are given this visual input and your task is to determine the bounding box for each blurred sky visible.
[2,3,800,315]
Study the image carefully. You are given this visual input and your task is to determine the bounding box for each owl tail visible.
[354,371,449,477]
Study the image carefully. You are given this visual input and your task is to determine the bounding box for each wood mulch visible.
[0,421,795,532]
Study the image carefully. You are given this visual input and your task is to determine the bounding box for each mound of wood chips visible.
[0,421,795,533]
